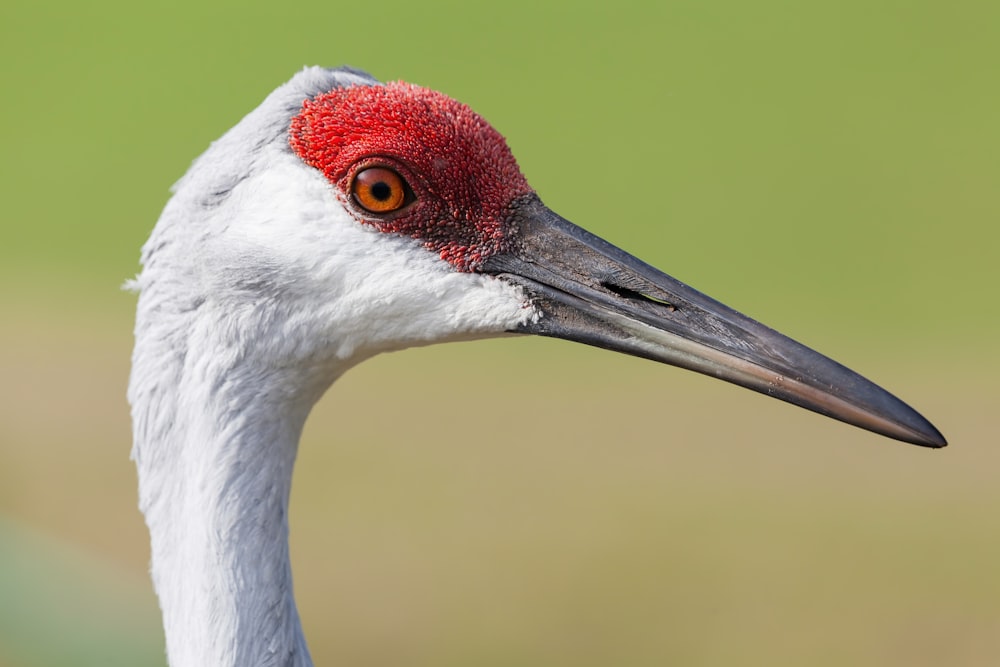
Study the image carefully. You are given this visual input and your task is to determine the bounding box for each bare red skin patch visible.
[289,82,533,271]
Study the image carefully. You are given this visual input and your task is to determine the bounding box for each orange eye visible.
[351,167,409,213]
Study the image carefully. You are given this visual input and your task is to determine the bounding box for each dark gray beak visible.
[482,195,946,448]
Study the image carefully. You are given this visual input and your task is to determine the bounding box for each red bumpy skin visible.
[289,82,534,271]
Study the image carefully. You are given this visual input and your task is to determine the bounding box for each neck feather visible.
[130,307,344,667]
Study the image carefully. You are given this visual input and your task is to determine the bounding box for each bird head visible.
[136,66,944,448]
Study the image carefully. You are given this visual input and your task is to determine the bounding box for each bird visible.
[128,66,946,667]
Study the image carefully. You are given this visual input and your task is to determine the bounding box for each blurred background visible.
[1,0,997,665]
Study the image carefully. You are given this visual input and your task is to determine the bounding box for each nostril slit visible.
[601,281,678,312]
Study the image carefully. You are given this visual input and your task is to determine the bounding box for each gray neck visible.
[129,308,343,667]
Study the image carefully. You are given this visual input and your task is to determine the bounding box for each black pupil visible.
[370,181,392,201]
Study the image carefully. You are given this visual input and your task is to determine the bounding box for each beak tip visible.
[916,430,948,449]
[892,415,947,449]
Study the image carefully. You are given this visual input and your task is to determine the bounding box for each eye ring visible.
[351,166,410,214]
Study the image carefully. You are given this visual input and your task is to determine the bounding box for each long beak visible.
[483,195,946,448]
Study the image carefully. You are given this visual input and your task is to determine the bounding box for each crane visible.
[128,66,945,667]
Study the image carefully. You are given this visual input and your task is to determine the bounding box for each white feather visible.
[129,66,539,667]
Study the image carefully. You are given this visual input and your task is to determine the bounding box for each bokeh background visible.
[1,1,997,665]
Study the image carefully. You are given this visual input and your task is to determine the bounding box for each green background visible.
[1,1,997,665]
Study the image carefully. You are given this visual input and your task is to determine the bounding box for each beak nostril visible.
[600,281,678,312]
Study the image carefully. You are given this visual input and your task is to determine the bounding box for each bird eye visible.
[351,167,409,214]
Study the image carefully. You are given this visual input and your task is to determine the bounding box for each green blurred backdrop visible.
[1,1,997,665]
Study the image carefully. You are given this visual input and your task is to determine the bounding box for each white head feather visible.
[129,66,538,667]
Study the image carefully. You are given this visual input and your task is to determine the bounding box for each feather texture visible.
[129,66,538,667]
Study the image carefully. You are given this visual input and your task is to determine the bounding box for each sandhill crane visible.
[128,66,945,667]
